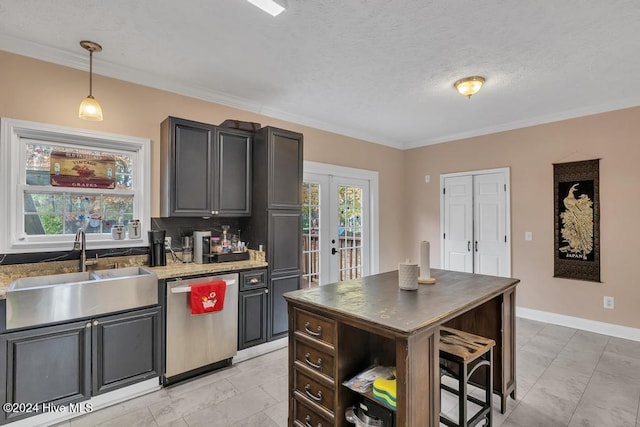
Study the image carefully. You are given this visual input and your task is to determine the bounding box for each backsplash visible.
[0,246,148,266]
[151,217,243,250]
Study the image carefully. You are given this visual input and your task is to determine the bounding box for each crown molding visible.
[406,97,640,149]
[3,34,639,152]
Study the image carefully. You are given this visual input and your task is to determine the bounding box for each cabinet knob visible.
[264,289,269,294]
[86,323,91,328]
[93,320,99,326]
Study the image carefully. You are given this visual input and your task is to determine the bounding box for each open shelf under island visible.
[284,268,519,427]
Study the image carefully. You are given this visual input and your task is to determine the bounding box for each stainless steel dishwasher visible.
[164,272,238,385]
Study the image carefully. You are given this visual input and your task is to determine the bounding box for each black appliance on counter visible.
[148,229,167,267]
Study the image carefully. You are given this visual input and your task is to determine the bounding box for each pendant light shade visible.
[454,76,485,99]
[78,40,103,121]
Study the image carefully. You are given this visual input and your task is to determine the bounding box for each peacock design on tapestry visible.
[559,183,593,259]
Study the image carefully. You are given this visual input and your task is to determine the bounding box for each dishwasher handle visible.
[170,279,236,294]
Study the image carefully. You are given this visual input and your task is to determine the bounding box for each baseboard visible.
[517,306,640,342]
[234,337,288,363]
[8,378,160,427]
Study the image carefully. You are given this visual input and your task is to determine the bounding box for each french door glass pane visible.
[302,182,320,288]
[338,185,362,281]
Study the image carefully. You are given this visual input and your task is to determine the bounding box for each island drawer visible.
[294,308,335,346]
[294,339,335,380]
[293,394,334,427]
[294,367,335,412]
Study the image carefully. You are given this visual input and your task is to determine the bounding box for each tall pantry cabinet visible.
[242,127,303,341]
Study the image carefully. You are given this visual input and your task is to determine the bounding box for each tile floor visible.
[51,318,640,427]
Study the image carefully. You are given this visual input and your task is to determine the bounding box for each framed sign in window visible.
[553,159,600,282]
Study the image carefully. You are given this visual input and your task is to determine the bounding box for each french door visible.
[441,168,511,277]
[302,167,373,287]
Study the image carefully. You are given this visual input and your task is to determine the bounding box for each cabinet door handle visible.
[304,415,322,427]
[304,384,322,402]
[249,278,259,283]
[85,322,91,328]
[304,352,323,370]
[475,241,478,252]
[468,241,471,252]
[304,322,322,337]
[92,320,99,326]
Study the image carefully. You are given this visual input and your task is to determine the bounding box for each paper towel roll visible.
[419,241,431,279]
[398,262,419,290]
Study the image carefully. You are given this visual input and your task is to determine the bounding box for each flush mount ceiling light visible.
[78,40,103,121]
[454,76,485,99]
[247,0,287,16]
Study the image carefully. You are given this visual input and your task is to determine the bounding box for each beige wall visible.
[4,50,639,330]
[403,106,640,329]
[0,50,405,273]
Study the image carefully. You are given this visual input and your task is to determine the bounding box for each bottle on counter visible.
[211,237,221,254]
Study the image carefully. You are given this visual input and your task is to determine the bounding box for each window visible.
[0,118,151,253]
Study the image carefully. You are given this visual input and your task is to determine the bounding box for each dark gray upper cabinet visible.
[160,117,251,217]
[257,127,303,209]
[215,128,252,216]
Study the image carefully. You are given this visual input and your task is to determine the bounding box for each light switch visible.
[424,175,430,183]
[525,232,533,241]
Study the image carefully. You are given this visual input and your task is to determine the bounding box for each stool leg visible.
[459,361,468,427]
[486,348,493,426]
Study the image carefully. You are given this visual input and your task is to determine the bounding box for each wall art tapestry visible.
[553,159,600,282]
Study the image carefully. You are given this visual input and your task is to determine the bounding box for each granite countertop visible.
[0,252,267,299]
[147,260,267,280]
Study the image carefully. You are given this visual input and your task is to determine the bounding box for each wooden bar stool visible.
[439,327,496,427]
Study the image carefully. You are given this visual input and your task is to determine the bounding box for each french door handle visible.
[475,241,478,252]
[467,241,471,252]
[331,247,338,255]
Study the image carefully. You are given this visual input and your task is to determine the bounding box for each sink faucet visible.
[73,230,98,272]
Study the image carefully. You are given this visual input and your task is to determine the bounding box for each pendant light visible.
[454,76,485,99]
[78,40,103,121]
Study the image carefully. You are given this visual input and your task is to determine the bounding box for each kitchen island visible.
[284,269,519,427]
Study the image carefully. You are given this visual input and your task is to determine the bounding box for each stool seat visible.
[440,327,496,362]
[439,327,495,427]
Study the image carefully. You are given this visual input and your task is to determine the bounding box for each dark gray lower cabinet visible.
[238,288,268,350]
[0,320,91,424]
[269,273,301,340]
[0,307,160,425]
[92,307,161,395]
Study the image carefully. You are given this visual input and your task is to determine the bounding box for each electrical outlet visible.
[604,296,614,309]
[165,236,172,248]
[525,232,533,241]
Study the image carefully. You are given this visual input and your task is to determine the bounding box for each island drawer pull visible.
[304,322,322,337]
[304,352,323,370]
[304,415,322,427]
[304,384,322,402]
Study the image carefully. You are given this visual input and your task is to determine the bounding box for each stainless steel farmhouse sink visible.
[6,267,158,330]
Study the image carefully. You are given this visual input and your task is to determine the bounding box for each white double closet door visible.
[441,168,511,277]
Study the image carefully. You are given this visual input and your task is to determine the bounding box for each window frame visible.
[1,118,151,253]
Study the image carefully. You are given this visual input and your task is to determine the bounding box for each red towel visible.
[190,280,226,314]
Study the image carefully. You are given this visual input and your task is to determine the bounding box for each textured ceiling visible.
[1,1,639,149]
